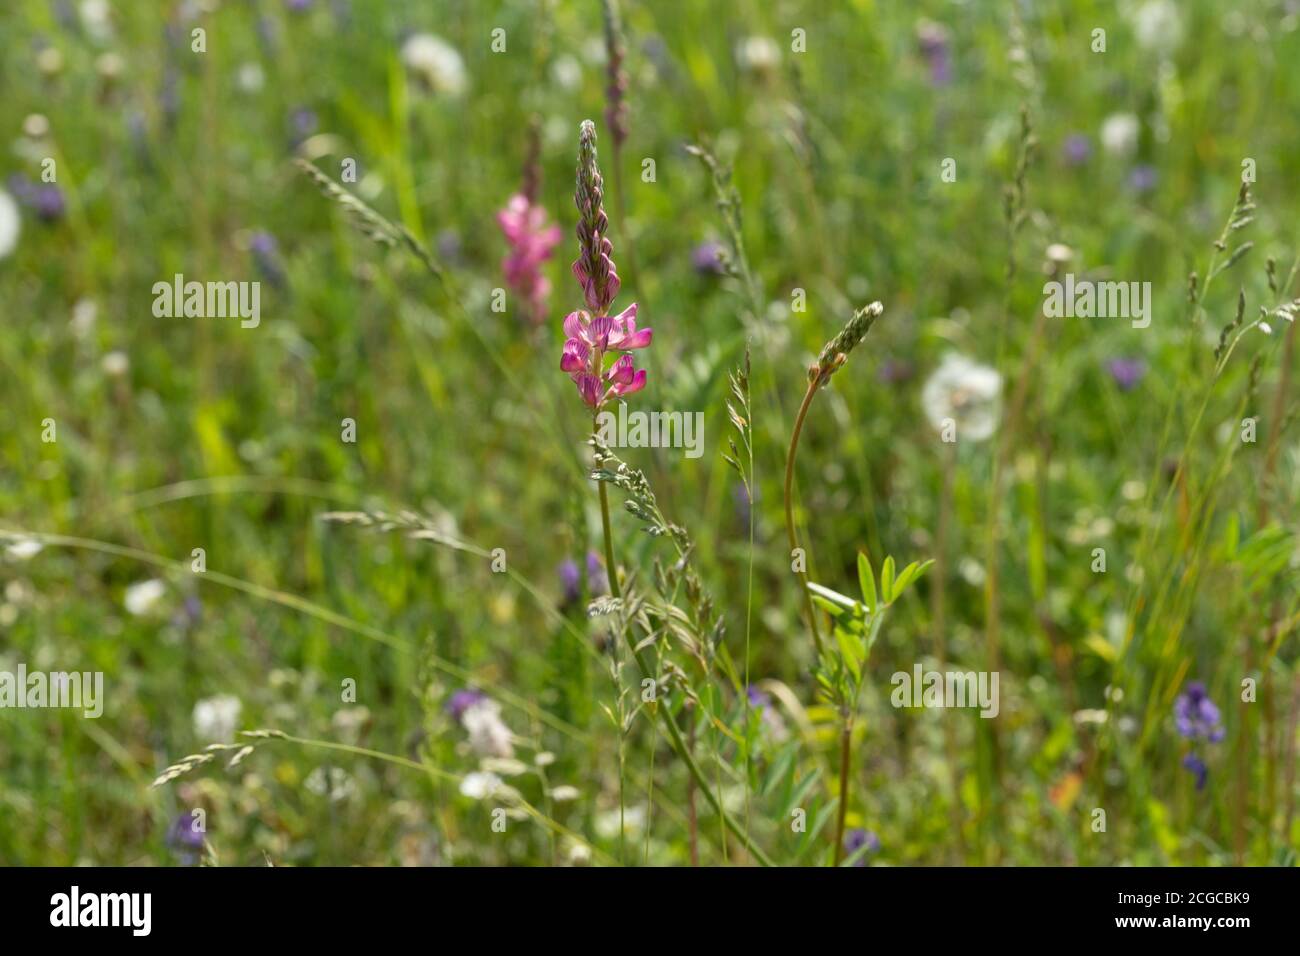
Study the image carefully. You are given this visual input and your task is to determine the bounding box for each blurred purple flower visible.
[1182,753,1209,791]
[7,175,65,222]
[559,558,581,605]
[844,828,880,864]
[286,0,314,11]
[586,550,608,596]
[1174,681,1225,742]
[249,230,287,289]
[166,812,205,864]
[1106,357,1147,391]
[878,358,915,385]
[1129,164,1158,193]
[916,21,951,86]
[436,228,463,266]
[691,240,727,276]
[733,482,754,526]
[446,689,488,722]
[1063,133,1092,166]
[746,684,770,708]
[289,107,318,147]
[560,551,608,606]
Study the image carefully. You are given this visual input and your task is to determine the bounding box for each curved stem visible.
[785,378,825,656]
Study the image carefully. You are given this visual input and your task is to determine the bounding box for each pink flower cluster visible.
[560,120,651,410]
[497,193,562,325]
[560,304,651,408]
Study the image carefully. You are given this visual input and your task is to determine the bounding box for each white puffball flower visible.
[459,771,503,800]
[0,189,21,260]
[922,354,1003,443]
[193,694,242,743]
[401,33,467,96]
[6,538,44,561]
[550,55,582,91]
[461,698,515,759]
[1100,113,1140,157]
[736,36,780,73]
[1129,1,1183,53]
[101,351,130,376]
[236,62,265,93]
[124,578,166,615]
[80,0,114,42]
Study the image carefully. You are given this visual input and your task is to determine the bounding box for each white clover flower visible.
[6,538,44,561]
[101,351,129,376]
[71,298,98,336]
[0,189,20,260]
[236,62,265,93]
[550,55,582,91]
[305,766,357,801]
[921,353,1003,442]
[1100,113,1140,157]
[1129,0,1183,53]
[459,770,503,800]
[736,36,780,73]
[595,804,646,838]
[80,0,114,42]
[124,578,166,615]
[401,33,467,96]
[461,698,515,759]
[192,694,242,743]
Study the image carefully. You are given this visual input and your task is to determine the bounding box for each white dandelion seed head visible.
[192,694,242,743]
[236,62,265,93]
[124,578,166,616]
[0,189,21,260]
[1100,113,1140,158]
[736,36,780,73]
[1129,1,1183,53]
[401,33,467,96]
[921,353,1003,442]
[101,351,130,376]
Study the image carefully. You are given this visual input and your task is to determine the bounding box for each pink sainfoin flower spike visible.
[560,120,650,409]
[497,193,561,325]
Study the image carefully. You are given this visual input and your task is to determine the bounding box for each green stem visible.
[592,428,775,866]
[785,378,826,656]
[832,715,853,865]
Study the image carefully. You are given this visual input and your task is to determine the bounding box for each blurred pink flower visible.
[497,193,562,325]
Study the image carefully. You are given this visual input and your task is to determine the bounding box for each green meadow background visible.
[1,0,1298,866]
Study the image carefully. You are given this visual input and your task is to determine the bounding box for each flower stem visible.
[832,714,853,865]
[599,481,621,601]
[785,377,825,656]
[592,424,774,865]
